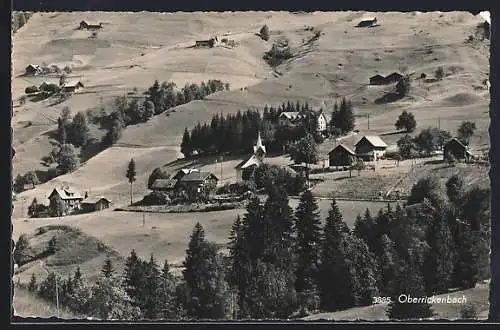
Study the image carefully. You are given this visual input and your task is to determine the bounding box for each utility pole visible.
[142,212,145,227]
[438,117,441,130]
[220,155,223,182]
[55,277,60,318]
[21,198,25,218]
[367,113,370,130]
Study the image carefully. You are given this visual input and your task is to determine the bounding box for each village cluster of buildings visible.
[278,110,330,134]
[150,169,219,199]
[24,64,85,95]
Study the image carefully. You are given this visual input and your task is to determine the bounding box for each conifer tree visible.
[344,234,379,306]
[319,198,355,311]
[123,250,147,308]
[294,190,322,311]
[126,159,137,205]
[142,254,162,319]
[378,234,399,296]
[353,208,377,253]
[423,214,456,295]
[101,256,115,278]
[183,223,230,319]
[181,127,192,157]
[387,258,434,320]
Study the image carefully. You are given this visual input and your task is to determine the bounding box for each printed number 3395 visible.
[372,297,391,304]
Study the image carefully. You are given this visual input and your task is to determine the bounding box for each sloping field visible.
[304,282,490,321]
[14,287,81,319]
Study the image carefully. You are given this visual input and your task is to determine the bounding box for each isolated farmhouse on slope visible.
[48,186,83,216]
[443,138,473,162]
[62,80,84,94]
[354,135,388,162]
[328,144,358,167]
[25,64,43,76]
[369,72,404,85]
[235,131,267,182]
[79,21,103,30]
[356,17,378,27]
[195,36,219,48]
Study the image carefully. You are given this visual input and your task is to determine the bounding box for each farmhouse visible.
[354,135,388,161]
[369,74,385,85]
[443,138,473,162]
[151,178,178,193]
[356,17,378,27]
[172,168,200,182]
[195,37,218,48]
[316,111,329,133]
[179,172,219,198]
[48,186,83,216]
[328,144,357,167]
[62,81,84,94]
[236,132,267,182]
[369,72,403,85]
[81,196,111,213]
[79,21,103,30]
[25,64,42,76]
[279,112,304,127]
[385,72,404,84]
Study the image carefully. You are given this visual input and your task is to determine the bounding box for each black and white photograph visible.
[11,9,493,321]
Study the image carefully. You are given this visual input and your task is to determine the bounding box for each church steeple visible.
[253,130,266,158]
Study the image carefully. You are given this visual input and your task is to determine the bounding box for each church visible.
[234,131,266,183]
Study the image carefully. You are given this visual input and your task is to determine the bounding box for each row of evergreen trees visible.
[27,173,489,320]
[180,98,356,157]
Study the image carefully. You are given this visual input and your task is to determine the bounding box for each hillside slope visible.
[12,11,489,210]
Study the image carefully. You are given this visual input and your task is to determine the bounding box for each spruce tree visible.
[446,175,465,210]
[378,234,399,296]
[294,190,322,311]
[387,258,434,320]
[126,159,137,205]
[101,256,115,278]
[123,249,146,308]
[319,198,355,311]
[74,266,83,286]
[181,127,192,157]
[71,111,90,147]
[183,224,230,319]
[262,185,295,269]
[143,254,162,319]
[346,235,380,306]
[423,213,456,295]
[353,208,377,253]
[159,258,176,319]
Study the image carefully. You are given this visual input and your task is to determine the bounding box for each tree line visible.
[18,173,489,320]
[396,120,477,160]
[180,98,355,157]
[102,79,230,146]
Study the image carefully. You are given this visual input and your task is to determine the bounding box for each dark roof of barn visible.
[82,196,111,204]
[444,137,467,149]
[180,172,218,182]
[329,144,356,156]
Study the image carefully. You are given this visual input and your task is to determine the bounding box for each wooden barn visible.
[179,172,219,198]
[328,144,357,167]
[25,64,42,76]
[79,21,102,30]
[369,74,386,85]
[62,81,84,93]
[81,197,111,213]
[356,17,378,27]
[354,135,388,162]
[443,138,473,162]
[384,72,404,84]
[151,178,178,193]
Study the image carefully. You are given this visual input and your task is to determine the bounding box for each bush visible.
[25,85,39,94]
[47,236,58,254]
[263,37,293,67]
[215,182,256,195]
[460,305,477,320]
[139,192,171,206]
[435,67,444,80]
